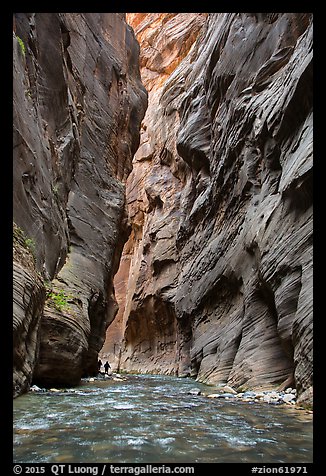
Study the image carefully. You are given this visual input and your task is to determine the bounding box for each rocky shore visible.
[29,375,312,413]
[29,372,127,394]
[189,385,301,406]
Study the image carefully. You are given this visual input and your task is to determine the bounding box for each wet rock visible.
[243,392,256,398]
[282,394,296,404]
[254,392,265,399]
[268,392,280,399]
[30,385,42,392]
[263,395,274,404]
[220,385,237,395]
[202,387,300,406]
[217,393,237,399]
[188,389,201,396]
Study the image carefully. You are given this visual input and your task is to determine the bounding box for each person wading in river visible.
[104,361,111,375]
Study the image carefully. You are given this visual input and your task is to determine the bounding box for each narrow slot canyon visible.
[13,12,313,465]
[99,13,313,403]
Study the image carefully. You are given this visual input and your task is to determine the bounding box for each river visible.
[13,374,313,463]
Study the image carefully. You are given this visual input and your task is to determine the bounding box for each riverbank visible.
[29,373,313,413]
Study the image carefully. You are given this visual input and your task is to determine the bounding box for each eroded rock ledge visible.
[104,13,313,406]
[13,13,147,395]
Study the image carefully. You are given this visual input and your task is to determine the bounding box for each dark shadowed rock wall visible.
[109,13,312,406]
[13,13,147,395]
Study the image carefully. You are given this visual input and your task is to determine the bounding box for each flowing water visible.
[13,374,313,463]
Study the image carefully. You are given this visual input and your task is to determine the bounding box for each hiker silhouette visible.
[104,361,111,374]
[98,359,102,371]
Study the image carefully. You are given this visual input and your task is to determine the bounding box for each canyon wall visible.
[13,13,147,395]
[109,13,313,405]
[100,13,208,370]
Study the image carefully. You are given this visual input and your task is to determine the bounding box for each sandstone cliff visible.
[13,13,147,395]
[100,13,207,369]
[107,13,312,405]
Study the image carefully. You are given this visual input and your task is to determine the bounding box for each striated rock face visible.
[101,13,207,372]
[13,13,147,393]
[13,225,46,398]
[110,13,312,404]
